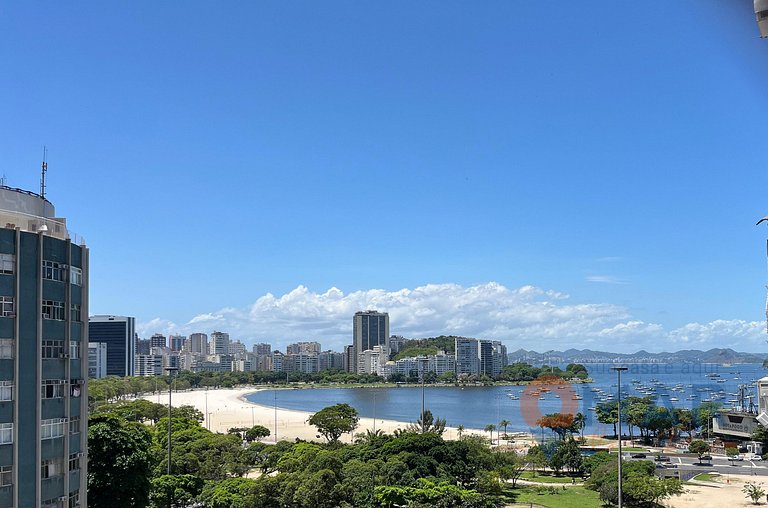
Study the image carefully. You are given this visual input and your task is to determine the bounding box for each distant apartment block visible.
[286,341,321,355]
[318,350,344,371]
[185,332,207,354]
[135,353,163,377]
[169,334,185,351]
[149,333,167,349]
[454,337,507,377]
[88,342,108,379]
[209,331,230,355]
[89,315,136,376]
[253,343,271,355]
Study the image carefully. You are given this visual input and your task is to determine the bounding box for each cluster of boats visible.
[501,370,759,414]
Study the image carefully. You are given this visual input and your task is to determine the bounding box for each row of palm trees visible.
[452,419,511,444]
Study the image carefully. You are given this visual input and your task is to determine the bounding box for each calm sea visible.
[245,363,767,434]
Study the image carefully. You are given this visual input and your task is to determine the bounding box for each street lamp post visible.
[165,366,179,476]
[274,388,278,442]
[612,366,628,508]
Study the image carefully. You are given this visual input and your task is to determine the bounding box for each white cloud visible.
[136,282,767,353]
[586,275,628,285]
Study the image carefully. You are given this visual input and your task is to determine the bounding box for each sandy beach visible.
[143,387,501,443]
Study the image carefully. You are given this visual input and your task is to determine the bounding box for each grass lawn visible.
[691,473,720,483]
[503,485,602,508]
[520,471,577,483]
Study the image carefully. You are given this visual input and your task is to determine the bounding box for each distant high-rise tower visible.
[186,333,207,354]
[89,315,136,377]
[352,311,389,373]
[168,334,185,351]
[149,333,167,349]
[209,331,230,355]
[0,185,89,507]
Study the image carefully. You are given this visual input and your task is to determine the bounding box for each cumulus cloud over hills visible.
[136,282,764,352]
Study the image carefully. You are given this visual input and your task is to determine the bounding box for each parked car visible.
[631,453,647,459]
[654,455,670,462]
[700,455,712,461]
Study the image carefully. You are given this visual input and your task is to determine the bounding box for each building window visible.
[0,465,11,487]
[68,492,80,508]
[42,499,64,508]
[41,381,65,399]
[42,260,65,282]
[70,266,82,286]
[41,458,64,479]
[69,416,80,435]
[0,382,12,402]
[42,340,65,359]
[69,342,79,359]
[70,304,81,322]
[0,297,13,317]
[40,419,66,440]
[42,300,65,320]
[0,423,12,445]
[70,381,81,398]
[0,254,14,275]
[68,453,80,471]
[0,339,13,359]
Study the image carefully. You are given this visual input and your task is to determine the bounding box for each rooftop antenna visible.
[40,146,48,199]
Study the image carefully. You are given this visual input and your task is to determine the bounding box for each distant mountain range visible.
[507,348,767,365]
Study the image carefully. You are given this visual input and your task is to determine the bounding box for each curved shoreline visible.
[145,387,509,443]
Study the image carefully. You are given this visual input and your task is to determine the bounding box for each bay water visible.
[246,362,767,435]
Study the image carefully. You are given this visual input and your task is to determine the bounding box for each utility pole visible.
[612,366,628,508]
[165,366,179,476]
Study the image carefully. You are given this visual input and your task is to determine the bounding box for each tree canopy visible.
[308,403,360,443]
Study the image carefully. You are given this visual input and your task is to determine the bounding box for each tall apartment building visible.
[0,185,89,507]
[286,341,321,355]
[149,333,167,349]
[89,315,135,377]
[351,310,389,373]
[168,334,185,351]
[454,337,507,377]
[135,336,150,356]
[318,350,343,371]
[87,342,108,379]
[454,337,480,376]
[227,340,246,357]
[185,333,207,354]
[209,331,229,355]
[253,343,271,355]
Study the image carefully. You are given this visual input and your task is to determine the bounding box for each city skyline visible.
[2,3,768,353]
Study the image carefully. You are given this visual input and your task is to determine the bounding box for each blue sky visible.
[1,2,767,352]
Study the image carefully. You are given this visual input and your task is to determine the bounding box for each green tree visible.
[484,424,496,444]
[88,414,154,508]
[689,440,711,462]
[308,403,360,443]
[595,401,619,437]
[456,424,465,439]
[245,425,271,442]
[407,410,447,435]
[499,419,510,438]
[149,474,204,508]
[199,477,257,508]
[552,438,583,474]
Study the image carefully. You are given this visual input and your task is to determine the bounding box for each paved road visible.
[626,453,768,477]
